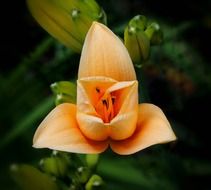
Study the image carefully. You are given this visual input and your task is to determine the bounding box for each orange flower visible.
[33,22,176,155]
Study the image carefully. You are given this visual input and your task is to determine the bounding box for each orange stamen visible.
[95,88,115,123]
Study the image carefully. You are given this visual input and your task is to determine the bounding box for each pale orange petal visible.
[109,81,138,140]
[110,111,138,140]
[78,22,136,81]
[33,103,108,154]
[77,112,109,141]
[110,104,177,155]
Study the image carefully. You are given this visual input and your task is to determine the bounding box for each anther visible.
[111,96,116,104]
[102,99,108,109]
[96,87,100,93]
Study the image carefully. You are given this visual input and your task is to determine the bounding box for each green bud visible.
[10,164,59,190]
[51,81,76,96]
[69,184,78,190]
[40,156,69,177]
[76,166,91,183]
[145,22,163,45]
[85,175,104,190]
[27,0,107,52]
[86,154,99,170]
[51,81,77,105]
[97,9,107,25]
[124,25,150,65]
[128,15,147,31]
[54,94,74,105]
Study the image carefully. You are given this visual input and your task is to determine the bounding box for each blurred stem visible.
[184,158,211,176]
[98,158,154,189]
[0,96,54,149]
[136,67,150,103]
[1,37,54,91]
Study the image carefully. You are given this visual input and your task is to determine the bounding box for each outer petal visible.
[33,103,108,154]
[110,104,177,155]
[78,22,136,81]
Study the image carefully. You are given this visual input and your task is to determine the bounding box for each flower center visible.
[94,87,116,123]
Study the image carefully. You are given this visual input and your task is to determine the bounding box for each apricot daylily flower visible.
[33,22,176,155]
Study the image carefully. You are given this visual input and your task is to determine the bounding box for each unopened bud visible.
[10,164,59,190]
[145,22,163,45]
[86,154,99,170]
[128,15,147,31]
[76,166,91,183]
[54,94,74,105]
[85,175,104,190]
[39,156,69,177]
[27,0,107,52]
[124,23,150,64]
[51,81,76,105]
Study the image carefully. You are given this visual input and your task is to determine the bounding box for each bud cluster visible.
[124,15,163,66]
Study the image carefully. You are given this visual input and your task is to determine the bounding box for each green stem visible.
[136,67,150,103]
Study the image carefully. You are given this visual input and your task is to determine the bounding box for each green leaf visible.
[10,164,59,190]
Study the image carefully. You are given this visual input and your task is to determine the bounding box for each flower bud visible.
[27,0,107,52]
[76,166,91,183]
[85,175,104,190]
[128,15,147,31]
[10,164,59,190]
[54,94,74,105]
[39,155,70,177]
[51,81,76,105]
[124,16,150,65]
[145,22,163,45]
[86,154,99,170]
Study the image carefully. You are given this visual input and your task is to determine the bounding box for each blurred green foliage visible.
[0,0,211,190]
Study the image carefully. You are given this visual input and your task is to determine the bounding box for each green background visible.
[0,0,211,189]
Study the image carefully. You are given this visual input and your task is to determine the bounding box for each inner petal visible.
[77,77,116,113]
[77,77,138,141]
[78,77,137,123]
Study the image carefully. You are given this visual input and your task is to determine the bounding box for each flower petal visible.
[78,22,136,81]
[77,77,138,141]
[109,81,138,140]
[77,76,117,113]
[77,77,115,141]
[33,103,108,154]
[110,111,138,140]
[77,112,109,141]
[110,103,177,155]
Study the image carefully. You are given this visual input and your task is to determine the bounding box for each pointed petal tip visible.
[89,21,107,32]
[78,22,137,81]
[32,103,109,154]
[90,21,101,28]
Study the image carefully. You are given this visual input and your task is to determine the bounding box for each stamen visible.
[102,99,108,109]
[111,96,116,104]
[96,87,100,93]
[94,91,116,123]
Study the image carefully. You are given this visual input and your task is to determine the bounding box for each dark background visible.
[0,0,211,189]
